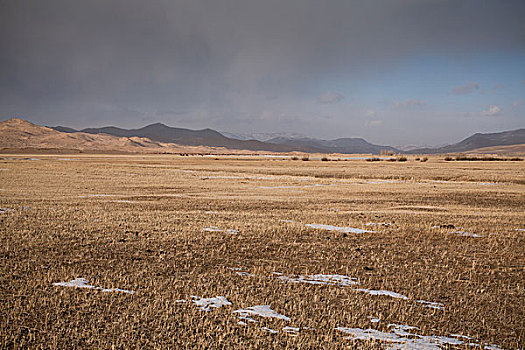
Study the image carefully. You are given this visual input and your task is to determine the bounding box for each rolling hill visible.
[56,123,298,153]
[409,129,525,154]
[0,119,218,153]
[4,118,523,155]
[266,136,400,154]
[55,123,399,154]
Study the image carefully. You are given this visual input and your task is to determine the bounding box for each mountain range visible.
[407,129,525,154]
[0,119,222,154]
[1,118,524,155]
[52,122,399,154]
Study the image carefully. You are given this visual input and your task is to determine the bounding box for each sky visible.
[1,0,524,147]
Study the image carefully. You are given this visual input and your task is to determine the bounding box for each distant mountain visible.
[52,125,78,133]
[394,144,444,152]
[468,143,525,155]
[0,118,219,154]
[409,129,525,154]
[58,123,297,153]
[60,123,397,154]
[6,118,523,155]
[266,136,400,154]
[220,131,308,141]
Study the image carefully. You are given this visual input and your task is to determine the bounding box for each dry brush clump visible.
[0,154,523,348]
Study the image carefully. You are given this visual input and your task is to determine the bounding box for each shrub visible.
[291,156,299,160]
[397,156,407,162]
[421,157,428,162]
[444,156,453,161]
[301,156,309,161]
[321,157,329,161]
[366,157,381,162]
[448,156,523,161]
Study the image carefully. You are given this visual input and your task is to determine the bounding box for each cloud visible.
[451,83,479,95]
[365,109,377,118]
[155,110,188,117]
[493,83,505,90]
[0,0,524,142]
[392,99,426,109]
[365,119,382,127]
[481,105,502,116]
[317,92,344,104]
[511,99,524,109]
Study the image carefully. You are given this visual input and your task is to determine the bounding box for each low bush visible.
[445,155,523,161]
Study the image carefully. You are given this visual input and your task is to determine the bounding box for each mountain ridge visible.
[408,129,525,154]
[2,118,524,155]
[57,123,298,153]
[57,122,397,154]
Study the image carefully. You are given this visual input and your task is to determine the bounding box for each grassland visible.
[0,154,523,349]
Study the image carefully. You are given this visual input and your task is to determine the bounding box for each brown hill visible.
[0,118,225,154]
[408,129,525,154]
[467,143,525,156]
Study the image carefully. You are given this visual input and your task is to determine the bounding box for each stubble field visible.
[0,154,524,349]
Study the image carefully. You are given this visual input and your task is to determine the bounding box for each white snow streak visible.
[53,278,135,294]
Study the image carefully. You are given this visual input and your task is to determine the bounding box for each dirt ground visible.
[1,154,523,349]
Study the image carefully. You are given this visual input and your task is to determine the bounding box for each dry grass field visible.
[0,154,523,349]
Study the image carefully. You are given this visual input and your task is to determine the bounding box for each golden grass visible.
[0,154,523,348]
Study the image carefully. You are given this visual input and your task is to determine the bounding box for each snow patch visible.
[203,226,239,234]
[365,180,399,184]
[191,296,232,311]
[416,300,445,310]
[53,278,135,294]
[454,231,482,238]
[282,326,300,335]
[336,323,498,350]
[365,222,391,227]
[233,305,290,321]
[306,224,374,234]
[356,288,409,300]
[261,327,279,334]
[279,274,358,287]
[236,271,254,277]
[0,208,14,214]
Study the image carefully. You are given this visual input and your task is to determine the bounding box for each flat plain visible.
[0,154,523,349]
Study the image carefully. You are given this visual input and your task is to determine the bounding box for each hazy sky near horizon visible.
[1,0,524,146]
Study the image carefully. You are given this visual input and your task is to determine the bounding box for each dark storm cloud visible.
[450,83,480,95]
[317,92,344,104]
[0,0,524,131]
